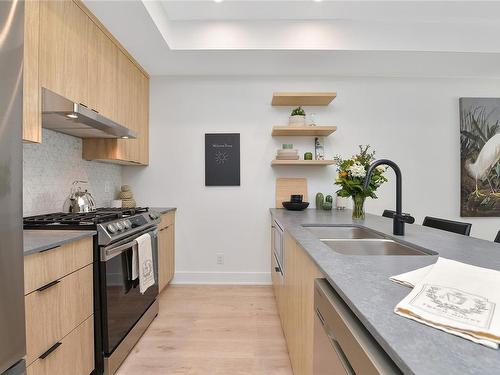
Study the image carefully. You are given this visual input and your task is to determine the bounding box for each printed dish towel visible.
[132,233,155,294]
[392,257,500,349]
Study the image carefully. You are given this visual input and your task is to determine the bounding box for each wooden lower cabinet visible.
[24,237,95,375]
[24,236,93,295]
[158,212,176,292]
[273,231,324,375]
[25,264,93,365]
[26,316,94,375]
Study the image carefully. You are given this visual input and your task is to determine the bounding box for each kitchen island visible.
[270,208,500,375]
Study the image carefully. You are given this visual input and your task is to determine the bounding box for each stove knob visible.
[123,220,132,229]
[149,212,158,220]
[107,223,117,234]
[115,221,124,231]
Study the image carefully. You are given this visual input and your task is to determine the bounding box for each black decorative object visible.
[282,202,310,211]
[205,133,240,186]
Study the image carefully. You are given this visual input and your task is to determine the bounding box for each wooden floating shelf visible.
[271,92,337,106]
[272,126,337,137]
[271,160,336,166]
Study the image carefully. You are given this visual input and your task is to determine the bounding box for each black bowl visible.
[282,201,310,211]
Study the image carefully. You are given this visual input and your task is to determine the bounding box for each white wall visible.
[24,129,122,216]
[123,76,500,284]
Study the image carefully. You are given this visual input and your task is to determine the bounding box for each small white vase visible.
[289,115,306,127]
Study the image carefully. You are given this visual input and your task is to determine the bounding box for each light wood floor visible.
[115,285,293,375]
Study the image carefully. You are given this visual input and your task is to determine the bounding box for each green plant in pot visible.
[334,145,388,220]
[289,106,306,126]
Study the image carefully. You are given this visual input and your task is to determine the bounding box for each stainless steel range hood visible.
[42,88,137,139]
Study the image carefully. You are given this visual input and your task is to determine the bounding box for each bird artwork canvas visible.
[460,98,500,217]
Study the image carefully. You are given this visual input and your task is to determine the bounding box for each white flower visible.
[349,162,366,178]
[376,165,387,173]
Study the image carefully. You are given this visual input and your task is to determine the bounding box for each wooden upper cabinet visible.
[83,52,149,165]
[88,22,117,121]
[23,0,41,143]
[138,72,150,165]
[39,0,89,106]
[22,0,150,164]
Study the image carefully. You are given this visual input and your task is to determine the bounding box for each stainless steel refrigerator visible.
[0,1,26,374]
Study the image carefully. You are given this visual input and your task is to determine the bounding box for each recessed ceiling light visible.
[121,136,129,139]
[214,0,223,3]
[66,113,78,119]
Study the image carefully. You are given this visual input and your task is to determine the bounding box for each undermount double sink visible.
[303,225,434,256]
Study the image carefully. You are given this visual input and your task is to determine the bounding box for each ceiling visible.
[83,0,500,77]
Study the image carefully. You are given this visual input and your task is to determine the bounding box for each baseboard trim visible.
[171,271,272,285]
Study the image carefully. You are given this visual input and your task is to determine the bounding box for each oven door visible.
[100,227,159,356]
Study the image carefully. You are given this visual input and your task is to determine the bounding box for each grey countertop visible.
[24,230,96,256]
[270,208,500,375]
[149,207,177,215]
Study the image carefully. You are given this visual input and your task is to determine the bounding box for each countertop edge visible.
[150,207,177,215]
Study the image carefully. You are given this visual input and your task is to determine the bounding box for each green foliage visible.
[291,106,305,116]
[334,145,388,199]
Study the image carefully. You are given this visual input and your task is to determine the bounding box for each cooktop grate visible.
[23,207,149,228]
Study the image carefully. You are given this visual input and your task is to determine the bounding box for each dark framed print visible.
[205,133,240,186]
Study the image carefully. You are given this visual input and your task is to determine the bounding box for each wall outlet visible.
[104,181,111,193]
[216,253,224,265]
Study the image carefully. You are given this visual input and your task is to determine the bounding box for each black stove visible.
[24,206,162,375]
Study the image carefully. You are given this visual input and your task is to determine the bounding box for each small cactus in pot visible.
[315,192,324,210]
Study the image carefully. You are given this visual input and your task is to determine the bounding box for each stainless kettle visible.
[63,180,96,213]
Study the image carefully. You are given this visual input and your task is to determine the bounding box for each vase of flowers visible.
[334,145,388,220]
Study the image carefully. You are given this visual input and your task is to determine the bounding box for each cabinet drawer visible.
[27,315,94,375]
[24,236,93,295]
[25,264,93,365]
[159,211,175,229]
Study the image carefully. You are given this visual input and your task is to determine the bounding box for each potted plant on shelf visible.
[289,106,306,126]
[334,145,388,220]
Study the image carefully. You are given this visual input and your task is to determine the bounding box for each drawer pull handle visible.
[274,266,280,273]
[39,245,61,253]
[36,279,61,292]
[39,342,62,360]
[159,227,167,232]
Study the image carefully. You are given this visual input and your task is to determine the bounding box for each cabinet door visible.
[26,316,94,375]
[25,265,93,365]
[88,21,117,121]
[283,232,323,375]
[166,224,175,284]
[116,51,140,163]
[137,72,150,165]
[158,226,168,292]
[23,0,41,143]
[39,0,89,106]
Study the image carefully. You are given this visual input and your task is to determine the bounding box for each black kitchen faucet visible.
[364,159,412,236]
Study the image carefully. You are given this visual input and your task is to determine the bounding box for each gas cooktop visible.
[24,207,162,246]
[24,207,150,229]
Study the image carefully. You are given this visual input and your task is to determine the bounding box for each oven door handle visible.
[101,228,158,261]
[102,241,138,261]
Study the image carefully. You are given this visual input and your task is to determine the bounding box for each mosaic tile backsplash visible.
[23,129,122,216]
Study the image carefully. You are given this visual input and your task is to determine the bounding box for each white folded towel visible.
[132,233,155,294]
[390,264,433,288]
[392,258,500,349]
